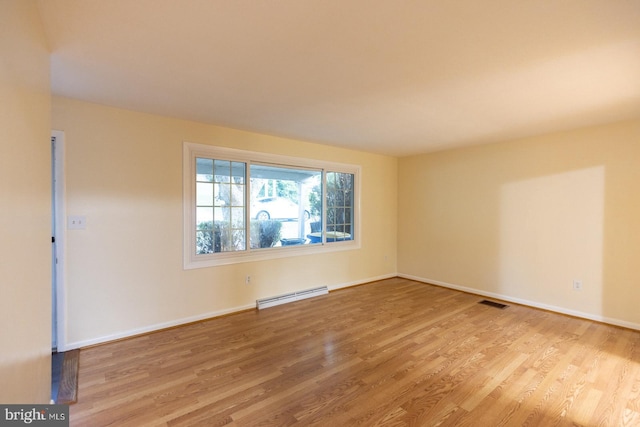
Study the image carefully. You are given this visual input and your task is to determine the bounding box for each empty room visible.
[2,0,640,426]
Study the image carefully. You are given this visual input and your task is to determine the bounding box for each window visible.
[195,159,246,254]
[184,143,360,268]
[325,172,354,241]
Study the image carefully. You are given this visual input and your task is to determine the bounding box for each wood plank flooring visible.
[69,278,640,426]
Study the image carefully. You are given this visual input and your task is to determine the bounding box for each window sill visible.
[184,239,360,269]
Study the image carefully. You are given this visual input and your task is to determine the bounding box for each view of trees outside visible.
[325,172,354,240]
[196,159,246,254]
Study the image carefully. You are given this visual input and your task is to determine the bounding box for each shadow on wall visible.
[499,166,604,313]
[398,122,640,328]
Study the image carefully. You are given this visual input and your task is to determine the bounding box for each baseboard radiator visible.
[256,286,329,310]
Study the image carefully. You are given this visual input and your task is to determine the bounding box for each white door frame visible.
[52,130,67,352]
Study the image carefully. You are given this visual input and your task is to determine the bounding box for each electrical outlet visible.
[245,275,251,285]
[573,280,582,291]
[67,215,86,230]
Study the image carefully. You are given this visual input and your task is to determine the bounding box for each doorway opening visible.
[51,130,66,352]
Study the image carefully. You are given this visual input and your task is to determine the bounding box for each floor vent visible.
[479,299,508,309]
[256,286,329,310]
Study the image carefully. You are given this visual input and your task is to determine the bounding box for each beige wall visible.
[0,0,52,403]
[398,119,640,328]
[52,96,398,348]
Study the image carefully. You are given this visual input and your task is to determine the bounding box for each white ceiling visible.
[37,0,640,157]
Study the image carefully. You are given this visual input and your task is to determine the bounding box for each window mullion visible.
[245,161,252,253]
[322,170,327,244]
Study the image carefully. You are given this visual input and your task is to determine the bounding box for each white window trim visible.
[183,142,361,269]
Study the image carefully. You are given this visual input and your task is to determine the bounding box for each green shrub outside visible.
[197,220,282,254]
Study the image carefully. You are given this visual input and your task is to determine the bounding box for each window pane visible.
[214,183,229,209]
[231,161,245,184]
[196,230,214,254]
[249,164,321,247]
[196,207,213,227]
[231,183,244,206]
[326,172,354,242]
[217,206,230,222]
[197,157,246,253]
[231,207,244,228]
[196,158,213,182]
[196,182,214,206]
[213,160,230,182]
[231,229,246,251]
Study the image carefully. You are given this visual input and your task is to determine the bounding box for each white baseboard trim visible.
[64,273,399,350]
[64,303,256,350]
[328,273,398,291]
[398,273,640,331]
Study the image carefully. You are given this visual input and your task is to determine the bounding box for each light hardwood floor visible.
[70,278,640,426]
